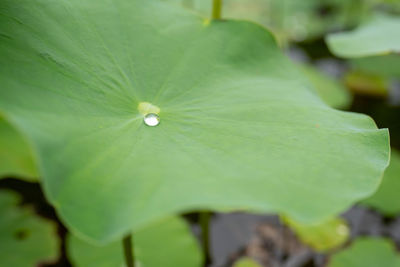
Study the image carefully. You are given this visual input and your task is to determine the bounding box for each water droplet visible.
[144,113,160,127]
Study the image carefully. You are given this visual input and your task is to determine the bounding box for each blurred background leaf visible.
[350,55,400,79]
[233,257,263,267]
[326,14,400,57]
[344,71,389,97]
[328,237,400,267]
[345,55,400,100]
[282,216,349,252]
[361,150,400,216]
[0,190,59,267]
[164,0,400,45]
[68,216,203,267]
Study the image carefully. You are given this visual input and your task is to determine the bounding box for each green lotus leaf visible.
[328,238,400,267]
[68,216,202,267]
[326,14,400,58]
[233,257,263,267]
[0,190,59,266]
[283,216,349,252]
[0,115,38,180]
[350,55,400,78]
[362,150,400,216]
[299,64,352,109]
[344,71,389,97]
[344,55,400,98]
[0,0,389,243]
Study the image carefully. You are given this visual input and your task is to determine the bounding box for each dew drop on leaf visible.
[143,113,160,127]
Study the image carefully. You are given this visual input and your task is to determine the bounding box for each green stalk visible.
[200,212,211,265]
[212,0,222,20]
[123,234,135,267]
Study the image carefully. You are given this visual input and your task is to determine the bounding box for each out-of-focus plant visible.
[362,150,400,216]
[233,257,263,267]
[282,216,349,252]
[166,0,400,46]
[68,216,202,267]
[326,14,400,58]
[0,190,59,267]
[328,238,400,267]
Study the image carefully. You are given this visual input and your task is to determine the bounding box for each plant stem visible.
[212,0,222,20]
[123,234,135,267]
[200,212,211,265]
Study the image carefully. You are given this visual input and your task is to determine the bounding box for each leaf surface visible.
[0,0,389,242]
